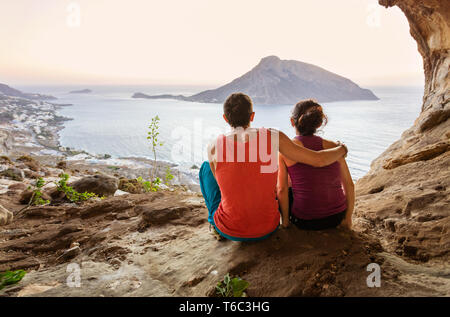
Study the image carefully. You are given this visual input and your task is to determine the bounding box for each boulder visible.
[24,169,41,179]
[0,204,13,226]
[71,174,119,197]
[16,156,41,172]
[8,183,27,191]
[0,155,12,164]
[24,160,40,172]
[56,161,67,169]
[0,167,24,181]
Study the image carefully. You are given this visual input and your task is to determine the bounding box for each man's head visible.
[223,93,255,128]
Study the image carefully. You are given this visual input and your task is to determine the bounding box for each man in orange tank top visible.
[199,93,348,241]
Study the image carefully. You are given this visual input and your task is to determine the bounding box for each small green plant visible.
[27,177,50,206]
[147,115,164,190]
[0,270,26,290]
[137,176,160,192]
[164,167,174,186]
[55,173,97,203]
[152,177,161,191]
[216,273,249,297]
[137,176,151,192]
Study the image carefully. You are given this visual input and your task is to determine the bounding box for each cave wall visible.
[354,0,449,262]
[369,0,450,172]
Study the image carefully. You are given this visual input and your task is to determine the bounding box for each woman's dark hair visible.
[291,99,328,136]
[223,93,253,128]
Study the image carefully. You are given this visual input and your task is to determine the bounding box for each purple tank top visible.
[287,135,347,220]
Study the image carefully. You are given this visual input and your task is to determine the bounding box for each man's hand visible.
[336,141,348,158]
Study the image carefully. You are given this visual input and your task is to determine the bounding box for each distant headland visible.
[0,83,56,101]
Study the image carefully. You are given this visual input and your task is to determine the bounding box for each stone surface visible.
[17,156,40,172]
[0,168,24,181]
[80,199,135,218]
[0,203,13,226]
[1,190,448,297]
[71,174,119,197]
[56,246,81,263]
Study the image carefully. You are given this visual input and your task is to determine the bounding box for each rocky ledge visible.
[1,187,449,297]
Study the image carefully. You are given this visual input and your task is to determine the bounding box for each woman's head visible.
[291,99,328,136]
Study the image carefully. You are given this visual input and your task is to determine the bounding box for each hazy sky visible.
[1,0,424,86]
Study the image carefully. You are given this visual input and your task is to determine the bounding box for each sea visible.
[18,85,423,180]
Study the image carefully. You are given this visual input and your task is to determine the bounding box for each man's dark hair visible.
[223,93,253,128]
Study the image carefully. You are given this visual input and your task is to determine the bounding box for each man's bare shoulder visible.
[268,128,283,138]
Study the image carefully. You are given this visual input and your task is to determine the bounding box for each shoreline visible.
[0,94,201,192]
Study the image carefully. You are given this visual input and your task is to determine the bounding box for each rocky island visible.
[69,89,92,94]
[133,56,379,104]
[0,0,448,297]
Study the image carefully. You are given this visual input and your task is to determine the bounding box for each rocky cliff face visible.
[356,0,449,262]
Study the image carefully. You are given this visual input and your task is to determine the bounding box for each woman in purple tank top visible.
[277,99,355,230]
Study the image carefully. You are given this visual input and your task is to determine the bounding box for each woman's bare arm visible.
[338,157,354,229]
[276,130,347,167]
[323,139,354,229]
[277,153,290,228]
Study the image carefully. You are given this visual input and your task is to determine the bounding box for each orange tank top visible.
[213,128,279,238]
